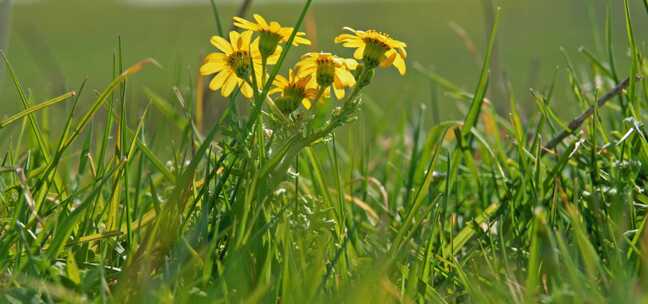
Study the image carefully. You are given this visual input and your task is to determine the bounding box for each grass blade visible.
[0,91,76,129]
[460,7,501,139]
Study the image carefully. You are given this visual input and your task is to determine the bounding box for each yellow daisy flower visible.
[295,52,358,100]
[269,69,319,113]
[334,27,407,75]
[233,14,311,59]
[200,30,281,98]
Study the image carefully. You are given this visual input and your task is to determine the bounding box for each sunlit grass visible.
[1,1,648,303]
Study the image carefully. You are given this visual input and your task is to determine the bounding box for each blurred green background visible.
[0,0,646,127]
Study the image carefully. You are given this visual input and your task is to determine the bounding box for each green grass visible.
[1,0,648,303]
[3,0,646,120]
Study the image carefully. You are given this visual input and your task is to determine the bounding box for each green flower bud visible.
[228,51,251,78]
[316,61,336,87]
[275,96,300,114]
[259,31,282,60]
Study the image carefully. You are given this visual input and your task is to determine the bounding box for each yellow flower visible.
[269,69,319,112]
[200,30,281,98]
[295,52,358,100]
[335,27,407,75]
[233,14,311,59]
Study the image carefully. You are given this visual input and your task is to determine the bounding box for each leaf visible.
[47,164,123,260]
[144,87,190,131]
[460,7,501,139]
[442,202,501,257]
[0,91,76,129]
[60,58,158,151]
[66,251,81,285]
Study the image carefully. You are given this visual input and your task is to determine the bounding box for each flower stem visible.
[260,67,372,182]
[241,0,313,148]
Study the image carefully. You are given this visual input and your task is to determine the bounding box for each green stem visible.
[242,0,313,145]
[261,57,267,89]
[260,67,372,184]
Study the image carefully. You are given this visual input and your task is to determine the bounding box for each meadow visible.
[1,0,648,302]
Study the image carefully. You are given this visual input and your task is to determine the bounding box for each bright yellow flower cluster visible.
[200,31,277,98]
[269,69,319,112]
[335,27,407,75]
[295,52,358,100]
[200,14,407,114]
[233,14,310,59]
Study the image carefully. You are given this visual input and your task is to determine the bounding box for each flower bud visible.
[259,31,282,60]
[275,96,300,114]
[358,68,375,88]
[316,61,336,87]
[229,51,251,78]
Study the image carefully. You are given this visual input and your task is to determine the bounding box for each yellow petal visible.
[342,40,364,48]
[333,77,349,99]
[229,31,241,51]
[393,53,406,75]
[336,68,356,87]
[253,14,269,28]
[322,87,332,99]
[240,82,254,98]
[293,35,311,46]
[353,45,365,60]
[296,57,316,71]
[240,31,253,52]
[200,61,227,75]
[209,70,232,91]
[222,75,240,97]
[296,66,316,78]
[333,85,345,100]
[269,87,282,95]
[266,45,282,65]
[342,58,359,70]
[253,65,264,88]
[269,21,281,33]
[300,52,316,59]
[233,16,258,31]
[296,74,312,87]
[204,52,227,62]
[210,36,233,54]
[273,75,288,87]
[279,28,293,39]
[251,37,261,58]
[380,50,397,68]
[296,60,315,70]
[334,33,357,43]
[304,88,318,99]
[397,46,407,58]
[302,98,312,109]
[342,26,359,33]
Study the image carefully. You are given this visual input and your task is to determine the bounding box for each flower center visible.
[284,84,305,99]
[316,58,336,87]
[228,51,251,78]
[259,30,282,59]
[362,38,390,68]
[276,82,307,114]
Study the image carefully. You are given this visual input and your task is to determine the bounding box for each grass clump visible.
[1,1,648,303]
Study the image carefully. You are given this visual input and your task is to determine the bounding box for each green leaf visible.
[0,91,76,129]
[144,87,190,131]
[66,250,81,285]
[442,202,501,257]
[460,7,501,139]
[60,58,158,151]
